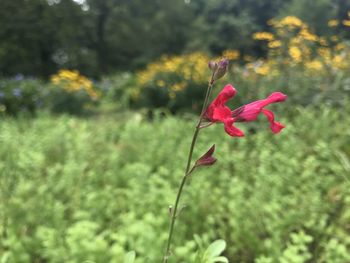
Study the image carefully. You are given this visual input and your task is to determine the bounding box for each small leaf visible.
[214,256,229,263]
[195,145,217,167]
[124,251,136,263]
[206,240,226,258]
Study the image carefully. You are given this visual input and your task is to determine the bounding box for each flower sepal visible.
[195,145,217,167]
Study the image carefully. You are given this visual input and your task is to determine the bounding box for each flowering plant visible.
[249,15,350,78]
[0,77,45,115]
[135,51,240,112]
[49,69,100,115]
[163,58,287,262]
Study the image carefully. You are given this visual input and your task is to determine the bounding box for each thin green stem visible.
[163,75,215,263]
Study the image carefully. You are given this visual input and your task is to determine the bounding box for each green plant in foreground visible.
[124,251,136,263]
[0,106,349,262]
[163,58,287,262]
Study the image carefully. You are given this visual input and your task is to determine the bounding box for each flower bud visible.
[195,145,217,167]
[208,61,218,71]
[213,58,229,81]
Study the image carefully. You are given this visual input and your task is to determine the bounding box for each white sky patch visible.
[73,0,89,11]
[73,0,85,5]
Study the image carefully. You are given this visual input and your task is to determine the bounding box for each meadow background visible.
[0,0,350,262]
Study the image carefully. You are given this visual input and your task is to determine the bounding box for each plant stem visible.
[163,75,215,263]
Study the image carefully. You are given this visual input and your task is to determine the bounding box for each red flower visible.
[205,84,287,137]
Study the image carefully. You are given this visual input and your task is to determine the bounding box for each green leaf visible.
[213,256,229,262]
[206,240,226,258]
[124,251,136,263]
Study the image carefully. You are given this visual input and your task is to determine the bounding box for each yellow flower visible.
[243,55,254,62]
[332,55,347,69]
[335,43,346,51]
[288,46,302,62]
[317,47,331,58]
[299,28,318,41]
[318,37,328,46]
[223,49,240,60]
[253,32,274,41]
[268,40,282,48]
[278,16,303,28]
[255,64,270,75]
[171,82,187,92]
[290,37,302,45]
[328,19,339,27]
[137,52,210,89]
[330,36,339,42]
[50,76,60,84]
[50,69,99,100]
[305,60,323,71]
[343,20,350,26]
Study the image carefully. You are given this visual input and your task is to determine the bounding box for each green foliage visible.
[1,0,349,77]
[0,0,87,77]
[47,86,98,116]
[228,66,350,109]
[280,0,340,35]
[194,239,229,263]
[0,74,100,116]
[187,0,287,55]
[97,73,138,113]
[135,52,211,112]
[0,77,46,115]
[0,105,349,262]
[124,251,136,263]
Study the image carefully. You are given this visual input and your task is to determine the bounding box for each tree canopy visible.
[0,0,348,77]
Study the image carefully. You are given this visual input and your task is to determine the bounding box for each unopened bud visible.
[208,61,218,71]
[213,58,229,81]
[195,145,217,167]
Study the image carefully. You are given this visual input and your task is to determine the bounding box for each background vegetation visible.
[0,0,350,262]
[0,0,349,77]
[1,108,350,262]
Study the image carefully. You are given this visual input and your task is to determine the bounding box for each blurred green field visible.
[1,1,350,262]
[0,106,349,262]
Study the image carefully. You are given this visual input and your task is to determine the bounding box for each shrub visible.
[49,69,100,115]
[237,16,350,107]
[134,16,350,112]
[0,76,46,115]
[135,52,240,113]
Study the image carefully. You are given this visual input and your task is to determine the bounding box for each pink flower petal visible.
[224,119,245,137]
[234,92,287,122]
[212,105,232,122]
[261,109,285,134]
[205,84,236,122]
